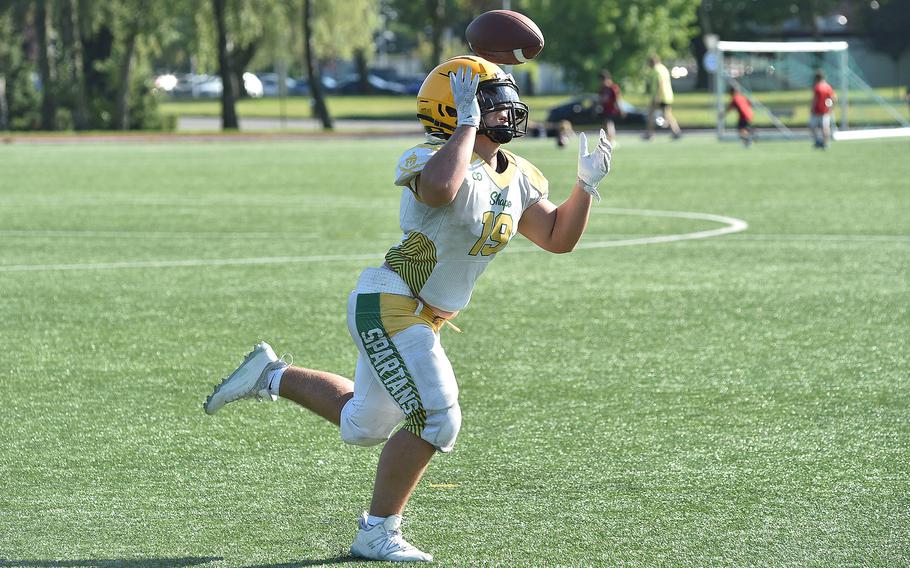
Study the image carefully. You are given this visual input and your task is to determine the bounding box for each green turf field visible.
[1,134,908,567]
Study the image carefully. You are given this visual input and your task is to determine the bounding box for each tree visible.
[57,0,89,129]
[110,0,149,130]
[303,0,331,129]
[34,0,57,130]
[0,1,39,130]
[692,0,770,90]
[212,0,238,129]
[527,0,701,91]
[386,0,475,69]
[309,0,379,88]
[191,0,292,129]
[859,0,910,90]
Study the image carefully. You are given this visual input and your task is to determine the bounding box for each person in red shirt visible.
[598,70,625,143]
[810,71,837,149]
[723,86,754,147]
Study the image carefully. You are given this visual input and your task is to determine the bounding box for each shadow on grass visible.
[0,558,221,568]
[243,556,361,567]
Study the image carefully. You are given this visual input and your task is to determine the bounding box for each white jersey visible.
[386,136,549,312]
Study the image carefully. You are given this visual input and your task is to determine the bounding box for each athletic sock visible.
[267,366,286,396]
[366,514,386,528]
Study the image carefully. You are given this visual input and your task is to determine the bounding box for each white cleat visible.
[350,512,433,562]
[203,342,286,415]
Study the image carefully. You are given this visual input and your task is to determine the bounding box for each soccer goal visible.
[707,39,910,141]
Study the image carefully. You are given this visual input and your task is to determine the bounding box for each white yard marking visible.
[3,208,747,273]
[0,254,384,273]
[0,229,321,240]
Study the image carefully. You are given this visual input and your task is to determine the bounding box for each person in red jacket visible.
[723,86,754,147]
[598,70,625,143]
[810,71,837,149]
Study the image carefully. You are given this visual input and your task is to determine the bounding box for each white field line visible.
[0,254,384,273]
[833,127,910,141]
[0,206,749,273]
[0,229,322,239]
[728,233,910,243]
[571,207,748,250]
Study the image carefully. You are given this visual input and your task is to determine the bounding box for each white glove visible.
[449,66,481,128]
[577,129,613,202]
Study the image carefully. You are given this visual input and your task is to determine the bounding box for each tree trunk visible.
[213,0,238,129]
[355,48,369,94]
[427,0,444,67]
[0,76,8,131]
[693,1,711,91]
[79,10,113,122]
[62,0,89,130]
[114,22,139,130]
[304,0,333,130]
[231,40,260,99]
[8,4,31,129]
[35,0,56,130]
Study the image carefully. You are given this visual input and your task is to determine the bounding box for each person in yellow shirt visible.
[644,55,681,140]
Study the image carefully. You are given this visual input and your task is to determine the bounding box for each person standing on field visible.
[598,69,625,143]
[723,86,754,147]
[202,55,613,563]
[644,54,681,140]
[810,70,837,149]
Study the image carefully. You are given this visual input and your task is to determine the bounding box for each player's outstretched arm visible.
[518,129,613,253]
[417,67,480,207]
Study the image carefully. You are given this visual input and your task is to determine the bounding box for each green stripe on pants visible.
[354,293,427,436]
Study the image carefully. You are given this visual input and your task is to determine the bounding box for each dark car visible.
[334,73,411,95]
[543,94,660,136]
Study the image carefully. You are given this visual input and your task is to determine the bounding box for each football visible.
[465,10,544,65]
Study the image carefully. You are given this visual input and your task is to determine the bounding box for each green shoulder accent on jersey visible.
[501,149,549,199]
[384,232,437,296]
[354,293,426,436]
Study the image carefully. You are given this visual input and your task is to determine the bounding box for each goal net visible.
[709,40,910,141]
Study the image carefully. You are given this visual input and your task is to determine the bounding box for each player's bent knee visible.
[414,403,462,453]
[339,402,397,447]
[340,418,392,447]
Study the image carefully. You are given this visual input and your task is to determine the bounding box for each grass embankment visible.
[158,88,910,129]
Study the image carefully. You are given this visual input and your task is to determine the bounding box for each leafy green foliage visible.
[527,0,700,91]
[859,0,910,63]
[0,5,40,129]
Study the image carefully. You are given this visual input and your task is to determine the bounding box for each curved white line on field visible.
[579,207,748,249]
[0,208,747,273]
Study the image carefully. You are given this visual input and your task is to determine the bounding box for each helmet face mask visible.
[417,55,529,144]
[477,80,528,144]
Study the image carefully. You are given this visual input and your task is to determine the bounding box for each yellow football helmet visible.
[417,55,529,143]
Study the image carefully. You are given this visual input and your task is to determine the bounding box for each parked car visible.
[543,94,662,136]
[155,72,262,98]
[334,73,410,95]
[242,73,263,98]
[370,69,425,94]
[258,73,303,97]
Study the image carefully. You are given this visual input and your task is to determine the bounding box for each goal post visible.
[711,40,848,140]
[707,39,909,141]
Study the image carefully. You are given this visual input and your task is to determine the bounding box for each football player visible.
[203,55,613,562]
